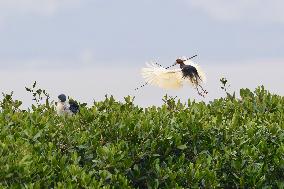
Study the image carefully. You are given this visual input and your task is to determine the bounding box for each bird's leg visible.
[198,84,208,94]
[135,82,149,90]
[195,87,205,98]
[195,84,208,98]
[194,75,208,95]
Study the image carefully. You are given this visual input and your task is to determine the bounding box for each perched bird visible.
[56,94,79,115]
[137,55,208,97]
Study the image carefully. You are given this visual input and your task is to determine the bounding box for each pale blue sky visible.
[0,0,283,106]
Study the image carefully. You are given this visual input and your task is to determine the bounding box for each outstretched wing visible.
[141,62,183,89]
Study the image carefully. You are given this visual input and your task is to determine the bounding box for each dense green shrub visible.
[0,86,284,188]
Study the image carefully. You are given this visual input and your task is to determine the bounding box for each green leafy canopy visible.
[0,82,284,188]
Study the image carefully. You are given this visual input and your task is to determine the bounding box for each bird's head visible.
[175,59,184,65]
[173,55,197,66]
[165,58,185,69]
[58,94,67,102]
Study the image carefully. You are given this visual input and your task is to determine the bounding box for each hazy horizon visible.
[0,0,283,107]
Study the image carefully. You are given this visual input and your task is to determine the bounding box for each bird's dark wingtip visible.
[69,100,79,114]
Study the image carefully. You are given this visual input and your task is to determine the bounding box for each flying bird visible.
[56,94,79,115]
[136,55,208,97]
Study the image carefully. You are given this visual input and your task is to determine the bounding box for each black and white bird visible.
[56,94,79,115]
[137,55,208,97]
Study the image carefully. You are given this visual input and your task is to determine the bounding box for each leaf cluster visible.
[0,86,284,188]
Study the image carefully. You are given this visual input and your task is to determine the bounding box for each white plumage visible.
[138,56,208,96]
[141,60,206,89]
[56,94,79,116]
[56,101,73,116]
[141,62,183,89]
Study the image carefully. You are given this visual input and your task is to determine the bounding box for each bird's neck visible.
[179,63,186,69]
